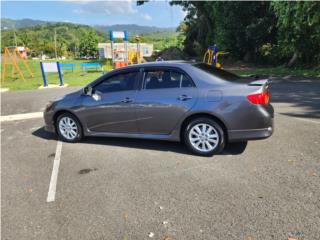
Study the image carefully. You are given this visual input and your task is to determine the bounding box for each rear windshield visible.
[193,63,240,81]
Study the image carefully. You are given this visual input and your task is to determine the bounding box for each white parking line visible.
[47,141,63,203]
[0,112,43,122]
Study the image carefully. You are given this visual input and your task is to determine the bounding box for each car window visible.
[144,70,193,90]
[193,63,240,81]
[95,72,138,93]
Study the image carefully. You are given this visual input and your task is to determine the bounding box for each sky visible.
[2,0,185,27]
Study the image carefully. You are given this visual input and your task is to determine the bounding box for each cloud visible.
[141,13,152,21]
[71,1,138,15]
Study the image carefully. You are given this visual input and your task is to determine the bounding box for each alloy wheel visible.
[58,116,78,140]
[188,123,219,152]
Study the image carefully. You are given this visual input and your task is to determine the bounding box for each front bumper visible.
[43,110,55,133]
[44,123,55,133]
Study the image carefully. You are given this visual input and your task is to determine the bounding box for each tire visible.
[184,117,225,156]
[56,113,83,143]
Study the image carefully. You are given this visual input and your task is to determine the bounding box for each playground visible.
[1,58,113,91]
[1,31,146,91]
[1,29,319,92]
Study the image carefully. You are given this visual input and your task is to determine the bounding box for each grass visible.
[231,66,320,78]
[1,59,113,91]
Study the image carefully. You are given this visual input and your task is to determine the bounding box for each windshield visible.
[193,63,240,81]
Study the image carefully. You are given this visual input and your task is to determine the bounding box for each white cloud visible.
[141,13,152,21]
[71,1,138,15]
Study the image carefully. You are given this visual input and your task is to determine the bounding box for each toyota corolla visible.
[44,62,274,156]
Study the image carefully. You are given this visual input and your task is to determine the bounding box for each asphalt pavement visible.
[1,78,320,240]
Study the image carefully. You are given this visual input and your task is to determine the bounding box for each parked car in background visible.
[44,61,274,156]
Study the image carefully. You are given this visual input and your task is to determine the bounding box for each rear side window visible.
[193,63,240,81]
[143,70,194,90]
[95,72,138,93]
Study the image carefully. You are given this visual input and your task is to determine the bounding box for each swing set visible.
[1,46,34,82]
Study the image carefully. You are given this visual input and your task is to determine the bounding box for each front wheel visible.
[184,118,225,156]
[56,113,83,143]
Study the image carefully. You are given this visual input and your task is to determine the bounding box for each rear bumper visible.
[228,118,274,142]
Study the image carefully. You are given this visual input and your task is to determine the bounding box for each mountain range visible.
[1,18,176,34]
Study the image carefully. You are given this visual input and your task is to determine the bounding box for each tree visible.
[272,1,320,66]
[176,22,187,50]
[170,1,276,61]
[79,30,99,58]
[140,1,320,65]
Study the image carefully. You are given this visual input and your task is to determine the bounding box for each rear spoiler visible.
[248,79,270,91]
[248,79,269,86]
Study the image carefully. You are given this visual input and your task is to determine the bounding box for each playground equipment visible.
[80,62,102,72]
[203,45,228,69]
[109,31,129,69]
[128,35,141,64]
[109,31,143,69]
[40,62,63,87]
[60,63,76,72]
[1,46,34,82]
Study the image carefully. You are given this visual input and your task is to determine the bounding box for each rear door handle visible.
[121,97,133,103]
[177,95,192,101]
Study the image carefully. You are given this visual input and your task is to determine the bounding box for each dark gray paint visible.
[44,61,274,142]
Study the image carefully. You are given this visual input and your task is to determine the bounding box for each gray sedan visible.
[44,61,274,156]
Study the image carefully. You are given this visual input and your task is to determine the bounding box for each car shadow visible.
[32,127,247,156]
[270,78,320,119]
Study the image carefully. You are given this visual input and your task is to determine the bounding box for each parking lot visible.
[1,78,320,240]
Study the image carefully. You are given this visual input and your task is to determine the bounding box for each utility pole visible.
[54,28,58,59]
[13,30,17,47]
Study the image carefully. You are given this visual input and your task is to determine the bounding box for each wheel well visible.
[180,113,228,142]
[53,110,83,133]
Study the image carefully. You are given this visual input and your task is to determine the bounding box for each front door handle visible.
[121,97,133,103]
[177,94,192,101]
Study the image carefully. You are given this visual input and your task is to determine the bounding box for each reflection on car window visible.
[95,72,138,93]
[193,63,240,81]
[144,70,193,89]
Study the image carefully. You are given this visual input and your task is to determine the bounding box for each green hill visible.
[1,20,178,57]
[1,18,49,30]
[1,22,105,57]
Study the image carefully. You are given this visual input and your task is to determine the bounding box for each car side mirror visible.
[83,86,93,96]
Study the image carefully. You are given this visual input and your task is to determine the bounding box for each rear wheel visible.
[56,113,83,143]
[184,118,225,156]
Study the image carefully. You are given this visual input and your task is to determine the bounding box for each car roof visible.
[122,60,195,69]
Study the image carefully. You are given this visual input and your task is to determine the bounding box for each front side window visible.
[95,72,138,93]
[144,70,194,90]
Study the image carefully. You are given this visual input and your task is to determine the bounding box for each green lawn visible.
[231,66,320,78]
[1,59,113,91]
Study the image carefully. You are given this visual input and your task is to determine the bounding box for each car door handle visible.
[121,97,133,103]
[177,95,192,101]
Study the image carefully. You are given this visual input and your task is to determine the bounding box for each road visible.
[1,78,320,240]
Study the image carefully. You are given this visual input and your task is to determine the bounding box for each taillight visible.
[246,91,269,105]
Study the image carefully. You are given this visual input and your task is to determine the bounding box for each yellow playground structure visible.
[128,35,141,65]
[1,46,34,82]
[203,45,228,69]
